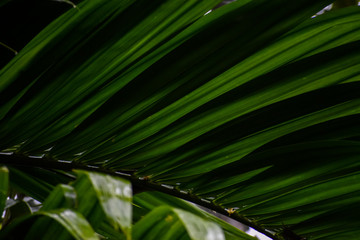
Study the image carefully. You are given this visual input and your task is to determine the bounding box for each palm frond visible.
[1,0,360,239]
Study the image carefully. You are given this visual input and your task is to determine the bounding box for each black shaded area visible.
[0,0,77,69]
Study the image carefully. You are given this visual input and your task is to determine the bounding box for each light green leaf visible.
[40,209,99,240]
[72,170,132,238]
[174,208,225,240]
[23,184,78,240]
[0,209,99,240]
[0,166,8,215]
[134,191,256,240]
[41,184,76,211]
[133,206,226,240]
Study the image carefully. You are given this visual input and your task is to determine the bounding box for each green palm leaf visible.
[1,0,360,239]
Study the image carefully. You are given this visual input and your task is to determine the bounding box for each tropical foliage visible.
[1,0,360,239]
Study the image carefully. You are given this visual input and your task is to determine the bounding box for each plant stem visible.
[0,42,18,55]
